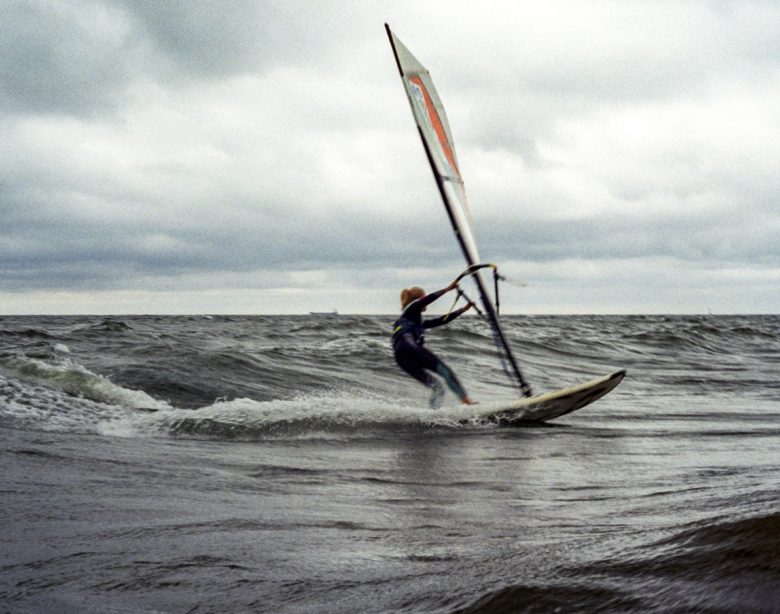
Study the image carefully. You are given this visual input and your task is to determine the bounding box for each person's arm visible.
[418,277,461,308]
[416,286,448,309]
[403,279,461,320]
[423,301,475,329]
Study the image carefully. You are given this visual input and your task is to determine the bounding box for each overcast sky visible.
[1,0,778,314]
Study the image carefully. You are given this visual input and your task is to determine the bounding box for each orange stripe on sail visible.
[409,76,460,179]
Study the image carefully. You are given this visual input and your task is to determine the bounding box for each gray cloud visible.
[0,0,370,116]
[1,0,778,314]
[0,0,139,114]
[111,0,342,78]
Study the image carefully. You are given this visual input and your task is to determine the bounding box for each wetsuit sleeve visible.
[417,287,448,309]
[423,303,470,329]
[402,287,448,321]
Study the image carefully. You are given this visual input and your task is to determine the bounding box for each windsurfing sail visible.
[385,24,532,397]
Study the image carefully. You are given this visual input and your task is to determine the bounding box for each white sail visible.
[386,29,480,265]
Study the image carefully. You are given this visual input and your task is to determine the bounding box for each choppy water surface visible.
[1,314,778,612]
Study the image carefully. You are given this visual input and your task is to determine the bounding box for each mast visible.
[385,24,532,396]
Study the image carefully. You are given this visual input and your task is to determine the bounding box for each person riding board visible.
[392,278,476,408]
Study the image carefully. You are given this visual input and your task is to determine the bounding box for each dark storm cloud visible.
[477,208,780,267]
[0,0,138,114]
[114,0,269,77]
[0,0,364,116]
[113,0,355,77]
[0,159,455,292]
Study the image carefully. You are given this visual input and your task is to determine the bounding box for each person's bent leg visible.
[396,346,444,407]
[434,361,468,402]
[412,345,472,404]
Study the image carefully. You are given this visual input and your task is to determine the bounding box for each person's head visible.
[400,287,425,309]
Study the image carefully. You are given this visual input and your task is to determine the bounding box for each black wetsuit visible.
[392,288,469,408]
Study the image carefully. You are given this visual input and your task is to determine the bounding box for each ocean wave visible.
[0,353,170,412]
[0,349,523,441]
[1,314,775,443]
[574,513,780,611]
[0,375,127,434]
[0,351,506,440]
[620,317,780,353]
[453,581,641,613]
[0,327,54,340]
[653,512,780,576]
[71,318,133,336]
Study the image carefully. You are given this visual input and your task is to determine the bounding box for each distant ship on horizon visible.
[309,310,338,316]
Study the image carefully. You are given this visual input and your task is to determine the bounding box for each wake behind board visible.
[468,370,626,425]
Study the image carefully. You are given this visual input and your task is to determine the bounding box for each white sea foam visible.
[112,388,504,441]
[20,356,167,410]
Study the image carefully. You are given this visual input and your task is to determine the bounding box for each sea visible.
[1,314,778,613]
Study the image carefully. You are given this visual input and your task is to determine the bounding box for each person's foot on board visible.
[462,397,477,405]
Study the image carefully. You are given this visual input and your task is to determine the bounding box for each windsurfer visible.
[392,279,476,408]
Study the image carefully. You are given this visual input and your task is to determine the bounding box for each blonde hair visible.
[400,287,425,308]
